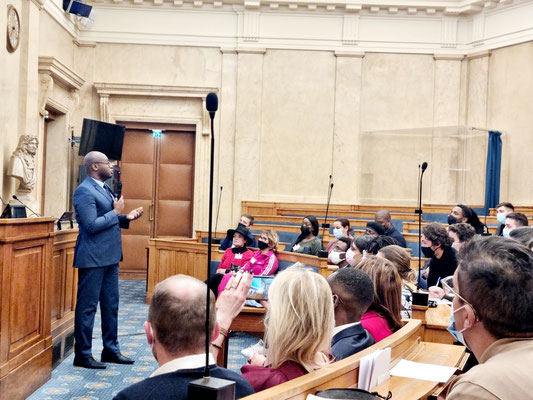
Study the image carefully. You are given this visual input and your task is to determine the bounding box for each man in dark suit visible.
[375,209,407,248]
[73,151,143,369]
[113,274,254,400]
[327,268,375,360]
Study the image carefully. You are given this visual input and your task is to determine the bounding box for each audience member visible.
[328,237,351,268]
[219,214,256,250]
[503,212,529,237]
[365,221,385,237]
[366,235,399,255]
[494,202,514,236]
[216,225,254,274]
[240,265,334,392]
[448,204,489,235]
[346,235,374,267]
[443,237,533,400]
[326,218,353,252]
[356,256,403,342]
[291,215,322,256]
[421,222,458,288]
[218,229,280,293]
[377,245,415,318]
[113,275,254,400]
[509,226,533,250]
[327,268,375,360]
[374,210,407,247]
[447,223,476,252]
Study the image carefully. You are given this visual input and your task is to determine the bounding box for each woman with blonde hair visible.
[377,245,415,318]
[356,256,403,342]
[241,264,334,392]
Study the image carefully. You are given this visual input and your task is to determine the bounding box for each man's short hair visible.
[329,268,374,321]
[366,235,399,255]
[509,227,533,250]
[457,236,533,339]
[148,275,215,355]
[242,214,254,226]
[447,223,476,243]
[506,212,529,227]
[337,237,352,251]
[496,202,514,211]
[423,222,453,248]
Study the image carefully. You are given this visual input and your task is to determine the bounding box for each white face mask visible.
[497,213,507,225]
[503,227,511,238]
[451,241,461,251]
[447,303,469,349]
[329,251,345,265]
[333,228,344,239]
[346,248,356,265]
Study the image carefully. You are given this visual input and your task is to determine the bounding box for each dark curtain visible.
[484,131,502,215]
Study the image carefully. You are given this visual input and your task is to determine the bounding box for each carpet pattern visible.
[28,280,257,400]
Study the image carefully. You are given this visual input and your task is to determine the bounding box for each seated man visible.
[327,236,351,268]
[443,237,533,400]
[220,213,256,250]
[327,268,375,360]
[375,210,407,247]
[494,202,514,236]
[503,212,529,237]
[114,275,254,400]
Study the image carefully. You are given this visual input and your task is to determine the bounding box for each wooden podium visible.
[0,218,55,400]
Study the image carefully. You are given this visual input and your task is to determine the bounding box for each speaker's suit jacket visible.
[73,177,129,269]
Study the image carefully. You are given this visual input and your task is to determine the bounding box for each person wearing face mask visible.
[420,222,458,288]
[346,235,374,267]
[448,204,489,235]
[328,237,351,268]
[219,213,257,250]
[447,223,476,253]
[326,218,353,253]
[441,237,533,400]
[374,210,407,248]
[502,212,529,238]
[494,202,514,236]
[291,215,322,256]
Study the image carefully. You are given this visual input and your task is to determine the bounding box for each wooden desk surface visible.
[426,304,451,329]
[372,342,465,400]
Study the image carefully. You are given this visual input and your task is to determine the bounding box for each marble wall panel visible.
[258,49,336,203]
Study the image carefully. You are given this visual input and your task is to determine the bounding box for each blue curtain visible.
[484,131,502,215]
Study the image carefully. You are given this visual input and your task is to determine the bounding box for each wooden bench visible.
[240,319,466,400]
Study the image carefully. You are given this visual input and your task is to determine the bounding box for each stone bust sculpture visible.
[8,135,39,193]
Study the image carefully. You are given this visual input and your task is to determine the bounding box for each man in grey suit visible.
[73,151,143,369]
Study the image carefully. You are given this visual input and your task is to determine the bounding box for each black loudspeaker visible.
[78,119,126,161]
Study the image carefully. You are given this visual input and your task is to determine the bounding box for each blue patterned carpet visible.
[28,280,257,400]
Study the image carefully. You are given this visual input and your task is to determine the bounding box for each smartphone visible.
[247,276,275,301]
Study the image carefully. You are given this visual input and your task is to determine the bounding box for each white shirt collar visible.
[150,353,216,378]
[332,322,361,337]
[90,177,105,188]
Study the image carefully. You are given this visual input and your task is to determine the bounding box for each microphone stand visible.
[318,176,333,257]
[416,165,423,290]
[13,195,41,217]
[213,186,223,244]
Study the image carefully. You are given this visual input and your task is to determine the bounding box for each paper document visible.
[358,348,391,391]
[390,359,456,382]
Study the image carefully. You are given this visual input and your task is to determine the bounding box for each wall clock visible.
[7,5,20,53]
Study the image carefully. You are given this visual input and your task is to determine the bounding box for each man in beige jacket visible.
[443,236,533,400]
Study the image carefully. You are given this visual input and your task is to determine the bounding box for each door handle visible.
[150,203,154,221]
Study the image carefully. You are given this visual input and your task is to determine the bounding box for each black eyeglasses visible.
[332,293,344,305]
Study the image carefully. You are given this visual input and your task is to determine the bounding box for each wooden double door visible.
[118,122,195,279]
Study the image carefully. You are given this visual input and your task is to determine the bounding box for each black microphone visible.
[13,195,41,217]
[117,181,123,199]
[206,92,218,119]
[421,162,428,173]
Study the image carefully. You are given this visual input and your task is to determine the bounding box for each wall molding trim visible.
[38,56,86,91]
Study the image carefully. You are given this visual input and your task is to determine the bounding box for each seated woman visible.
[346,235,374,267]
[216,225,254,274]
[376,245,416,318]
[326,217,353,252]
[448,204,489,235]
[291,215,322,256]
[356,256,403,342]
[421,222,457,288]
[241,264,334,392]
[218,229,280,293]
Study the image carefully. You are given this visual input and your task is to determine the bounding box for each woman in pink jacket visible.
[218,229,279,294]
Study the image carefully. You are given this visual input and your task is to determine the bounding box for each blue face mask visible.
[333,228,344,239]
[497,213,507,225]
[503,227,511,238]
[447,304,469,349]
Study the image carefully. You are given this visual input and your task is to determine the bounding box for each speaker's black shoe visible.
[101,349,135,365]
[73,355,107,369]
